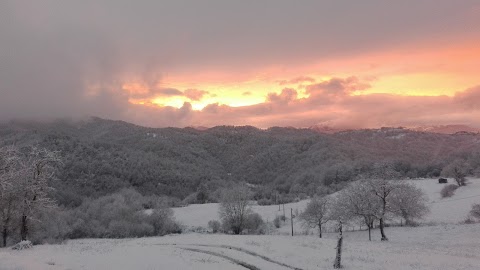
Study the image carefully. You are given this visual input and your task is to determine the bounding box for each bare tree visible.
[336,181,380,241]
[389,182,429,226]
[365,178,400,241]
[0,146,22,247]
[300,196,330,238]
[18,147,61,241]
[362,163,403,241]
[218,184,252,234]
[442,159,469,186]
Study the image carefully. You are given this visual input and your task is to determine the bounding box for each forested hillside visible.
[1,118,479,207]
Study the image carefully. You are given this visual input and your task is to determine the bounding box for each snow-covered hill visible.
[173,178,480,231]
[410,178,480,224]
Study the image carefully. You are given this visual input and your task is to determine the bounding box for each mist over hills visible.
[1,117,480,207]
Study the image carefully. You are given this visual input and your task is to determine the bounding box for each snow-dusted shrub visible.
[273,216,282,228]
[440,184,458,198]
[30,208,70,245]
[147,208,178,236]
[11,240,33,250]
[244,212,265,234]
[208,220,221,233]
[462,217,476,224]
[257,198,274,205]
[470,203,480,220]
[65,188,179,239]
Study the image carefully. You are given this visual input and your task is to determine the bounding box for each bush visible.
[36,188,182,241]
[470,203,480,220]
[30,208,71,245]
[11,240,33,250]
[440,184,459,198]
[244,213,265,234]
[208,220,221,233]
[273,216,282,228]
[257,198,274,205]
[147,208,177,236]
[462,217,476,224]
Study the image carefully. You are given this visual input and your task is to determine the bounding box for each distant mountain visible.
[308,124,347,134]
[1,117,480,208]
[409,125,480,134]
[309,123,480,135]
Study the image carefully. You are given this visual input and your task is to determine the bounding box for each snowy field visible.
[174,178,480,229]
[173,199,308,231]
[1,178,480,270]
[1,224,480,270]
[408,178,480,224]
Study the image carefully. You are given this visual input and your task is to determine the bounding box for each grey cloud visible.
[156,88,184,97]
[1,1,479,128]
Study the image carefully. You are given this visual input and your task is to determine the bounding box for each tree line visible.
[0,145,180,247]
[1,118,480,209]
[300,165,429,241]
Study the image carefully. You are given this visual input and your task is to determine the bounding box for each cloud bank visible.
[1,1,480,129]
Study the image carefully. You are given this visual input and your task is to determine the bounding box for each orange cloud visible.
[117,73,480,130]
[184,89,209,101]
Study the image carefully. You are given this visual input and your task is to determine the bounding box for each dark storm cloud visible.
[1,0,479,127]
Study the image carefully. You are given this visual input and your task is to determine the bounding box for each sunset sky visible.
[1,0,480,128]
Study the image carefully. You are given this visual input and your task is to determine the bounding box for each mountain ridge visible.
[1,117,480,207]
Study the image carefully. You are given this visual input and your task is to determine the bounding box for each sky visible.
[1,0,480,129]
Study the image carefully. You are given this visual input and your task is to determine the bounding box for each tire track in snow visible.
[160,243,304,270]
[179,247,261,270]
[192,244,304,270]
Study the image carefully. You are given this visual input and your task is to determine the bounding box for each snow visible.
[2,178,480,270]
[173,178,480,231]
[173,200,308,230]
[2,224,480,270]
[408,178,480,224]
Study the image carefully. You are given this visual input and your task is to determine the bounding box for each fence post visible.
[333,222,343,269]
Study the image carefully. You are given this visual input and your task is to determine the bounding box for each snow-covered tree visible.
[18,147,61,241]
[364,178,399,241]
[336,181,381,241]
[0,146,22,247]
[300,196,330,238]
[360,163,403,241]
[442,159,469,186]
[389,183,429,226]
[218,184,252,234]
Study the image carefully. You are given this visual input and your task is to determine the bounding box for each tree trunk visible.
[379,218,388,241]
[20,215,28,241]
[290,208,294,236]
[368,225,371,241]
[333,222,343,269]
[2,227,7,247]
[319,221,322,238]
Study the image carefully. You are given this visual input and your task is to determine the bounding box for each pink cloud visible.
[184,89,209,101]
[122,78,480,130]
[277,76,316,85]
